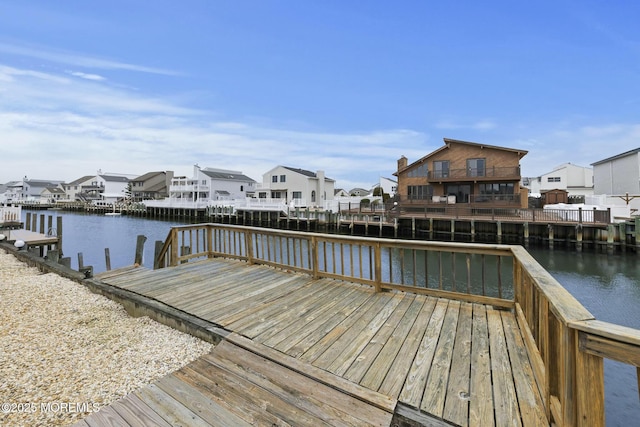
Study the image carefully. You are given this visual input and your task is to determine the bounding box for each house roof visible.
[101,175,130,183]
[66,175,96,186]
[132,171,165,182]
[43,187,65,194]
[281,166,335,182]
[202,170,256,182]
[591,147,640,166]
[25,180,62,187]
[396,138,528,175]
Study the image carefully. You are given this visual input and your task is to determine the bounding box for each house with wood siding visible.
[130,171,174,202]
[394,138,528,209]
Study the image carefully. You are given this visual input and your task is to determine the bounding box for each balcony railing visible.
[428,166,521,181]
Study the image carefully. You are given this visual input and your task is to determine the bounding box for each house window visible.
[311,191,316,203]
[433,161,449,178]
[547,177,561,182]
[272,175,278,183]
[258,192,267,198]
[292,191,302,199]
[240,185,244,192]
[407,185,433,200]
[481,183,513,202]
[467,158,485,177]
[408,163,428,178]
[280,175,286,182]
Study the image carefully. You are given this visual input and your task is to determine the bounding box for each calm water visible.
[21,210,640,425]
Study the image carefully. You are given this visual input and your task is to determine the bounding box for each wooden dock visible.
[78,258,547,426]
[66,223,640,426]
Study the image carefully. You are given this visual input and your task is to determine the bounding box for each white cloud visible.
[0,42,180,76]
[2,62,640,191]
[68,71,106,81]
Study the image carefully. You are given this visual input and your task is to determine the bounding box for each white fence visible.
[0,206,21,223]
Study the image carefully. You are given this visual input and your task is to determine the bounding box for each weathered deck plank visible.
[90,257,549,427]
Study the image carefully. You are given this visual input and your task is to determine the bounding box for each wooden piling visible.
[134,235,147,266]
[105,248,111,271]
[576,224,583,252]
[548,224,554,249]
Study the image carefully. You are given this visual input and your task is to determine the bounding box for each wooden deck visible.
[80,258,548,426]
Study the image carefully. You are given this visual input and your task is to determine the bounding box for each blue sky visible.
[1,1,639,189]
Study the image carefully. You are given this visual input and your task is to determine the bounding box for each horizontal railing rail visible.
[155,223,515,307]
[393,203,611,224]
[154,224,638,426]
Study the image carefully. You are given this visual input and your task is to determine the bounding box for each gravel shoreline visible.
[0,250,214,427]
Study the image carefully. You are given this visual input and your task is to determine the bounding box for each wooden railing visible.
[155,224,639,426]
[394,203,611,224]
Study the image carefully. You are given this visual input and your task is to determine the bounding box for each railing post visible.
[207,225,213,258]
[245,232,254,265]
[311,236,319,279]
[170,228,178,267]
[374,242,382,292]
[575,330,605,427]
[578,207,583,224]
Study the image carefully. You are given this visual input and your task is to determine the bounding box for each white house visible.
[8,178,64,202]
[592,148,640,195]
[0,181,22,203]
[256,166,335,208]
[63,175,98,201]
[523,163,593,197]
[41,186,66,202]
[155,165,256,207]
[373,176,397,197]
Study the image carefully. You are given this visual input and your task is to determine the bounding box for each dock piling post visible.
[470,219,475,242]
[497,221,502,244]
[548,224,554,249]
[576,224,583,252]
[105,248,111,271]
[607,224,615,254]
[411,217,415,239]
[134,235,147,266]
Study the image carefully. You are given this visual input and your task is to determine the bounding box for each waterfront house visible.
[375,176,398,198]
[162,165,256,207]
[10,178,65,202]
[129,171,174,202]
[256,166,335,208]
[523,163,594,198]
[63,175,98,201]
[394,138,528,209]
[40,186,66,202]
[592,147,640,195]
[334,188,349,197]
[0,181,22,203]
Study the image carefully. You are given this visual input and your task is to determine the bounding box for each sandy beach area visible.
[0,250,213,427]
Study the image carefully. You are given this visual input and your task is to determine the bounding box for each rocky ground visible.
[0,250,213,427]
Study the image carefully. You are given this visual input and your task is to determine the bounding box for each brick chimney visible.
[397,156,408,171]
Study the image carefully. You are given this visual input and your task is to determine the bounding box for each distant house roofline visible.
[591,147,640,166]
